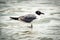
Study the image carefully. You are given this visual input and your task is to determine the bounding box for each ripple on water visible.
[0,23,8,27]
[41,37,53,40]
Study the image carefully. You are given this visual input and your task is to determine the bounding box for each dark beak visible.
[41,13,44,15]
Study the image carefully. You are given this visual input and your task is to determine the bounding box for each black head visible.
[35,11,44,15]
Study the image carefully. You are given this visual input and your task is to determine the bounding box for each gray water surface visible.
[0,0,60,40]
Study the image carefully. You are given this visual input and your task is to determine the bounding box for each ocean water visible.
[0,0,60,40]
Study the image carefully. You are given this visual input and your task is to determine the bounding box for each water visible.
[0,0,60,40]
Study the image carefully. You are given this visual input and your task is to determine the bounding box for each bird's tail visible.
[10,17,18,20]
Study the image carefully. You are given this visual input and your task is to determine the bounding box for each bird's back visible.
[19,14,36,23]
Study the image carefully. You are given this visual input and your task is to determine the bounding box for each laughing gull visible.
[10,11,44,29]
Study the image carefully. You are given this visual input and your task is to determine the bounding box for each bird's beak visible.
[41,13,44,15]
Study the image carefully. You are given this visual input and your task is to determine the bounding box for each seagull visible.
[10,11,44,29]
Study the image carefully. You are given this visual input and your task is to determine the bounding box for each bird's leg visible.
[24,23,33,34]
[30,23,33,31]
[28,23,33,29]
[31,23,33,29]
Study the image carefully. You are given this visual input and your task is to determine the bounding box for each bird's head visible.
[35,11,44,15]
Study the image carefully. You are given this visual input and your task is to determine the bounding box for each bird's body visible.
[10,14,36,23]
[19,14,36,23]
[10,11,44,31]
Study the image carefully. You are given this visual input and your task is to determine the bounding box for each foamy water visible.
[0,0,60,40]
